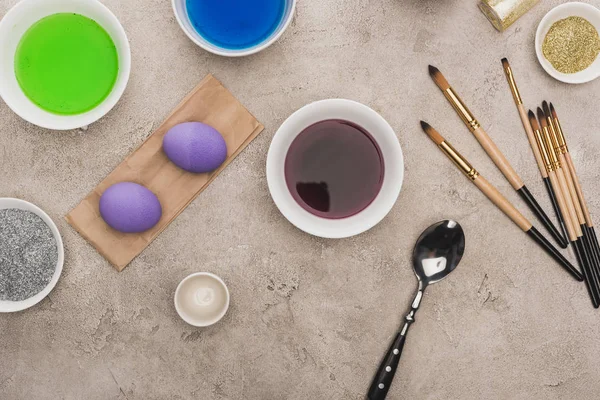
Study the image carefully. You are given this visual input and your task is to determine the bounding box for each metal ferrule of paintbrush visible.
[502,59,523,106]
[550,113,569,154]
[545,108,567,157]
[533,124,554,173]
[442,88,481,133]
[438,141,480,181]
[541,123,561,171]
[429,65,481,133]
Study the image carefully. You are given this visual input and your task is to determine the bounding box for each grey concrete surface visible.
[2,0,600,399]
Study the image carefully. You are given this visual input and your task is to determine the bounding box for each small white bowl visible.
[0,198,64,313]
[0,0,131,130]
[266,99,404,239]
[172,0,296,57]
[535,2,600,84]
[174,272,230,327]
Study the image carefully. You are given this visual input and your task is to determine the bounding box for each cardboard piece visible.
[66,74,264,271]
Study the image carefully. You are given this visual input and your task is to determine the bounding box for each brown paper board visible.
[66,74,264,271]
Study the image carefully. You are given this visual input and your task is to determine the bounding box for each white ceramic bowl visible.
[267,99,404,239]
[535,2,600,84]
[0,198,64,313]
[174,272,230,327]
[172,0,296,57]
[0,0,131,130]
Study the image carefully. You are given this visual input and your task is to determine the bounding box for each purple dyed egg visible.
[163,122,228,173]
[99,182,162,233]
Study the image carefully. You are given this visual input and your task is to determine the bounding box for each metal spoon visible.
[367,220,465,400]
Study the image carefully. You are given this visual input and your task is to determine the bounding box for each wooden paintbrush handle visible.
[564,152,593,227]
[473,126,524,190]
[473,175,531,231]
[517,104,547,178]
[558,153,585,225]
[555,167,583,237]
[548,170,577,242]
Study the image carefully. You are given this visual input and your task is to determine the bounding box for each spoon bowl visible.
[413,220,465,287]
[368,220,465,400]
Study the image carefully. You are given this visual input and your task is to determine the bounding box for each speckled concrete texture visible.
[2,0,600,399]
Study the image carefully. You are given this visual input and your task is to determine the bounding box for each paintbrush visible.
[428,65,567,248]
[532,110,599,307]
[501,58,569,246]
[420,121,582,282]
[550,103,600,271]
[545,103,600,292]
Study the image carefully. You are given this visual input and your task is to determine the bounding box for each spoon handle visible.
[367,288,424,400]
[366,331,406,400]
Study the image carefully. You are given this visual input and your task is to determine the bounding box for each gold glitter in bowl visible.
[542,16,600,74]
[536,3,600,83]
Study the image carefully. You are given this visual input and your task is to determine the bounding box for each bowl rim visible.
[0,198,65,313]
[171,0,297,57]
[266,99,404,239]
[174,272,231,327]
[535,2,600,84]
[0,0,131,130]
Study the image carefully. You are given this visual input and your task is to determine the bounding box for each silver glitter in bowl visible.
[0,208,58,302]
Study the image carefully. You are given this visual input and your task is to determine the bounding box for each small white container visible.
[535,2,600,84]
[266,99,404,239]
[0,0,131,130]
[0,198,64,313]
[172,0,296,57]
[174,272,230,327]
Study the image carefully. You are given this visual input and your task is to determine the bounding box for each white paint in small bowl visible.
[0,0,131,130]
[174,273,230,327]
[535,2,600,84]
[266,99,404,239]
[0,198,64,313]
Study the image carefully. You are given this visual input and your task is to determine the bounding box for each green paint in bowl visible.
[14,13,119,115]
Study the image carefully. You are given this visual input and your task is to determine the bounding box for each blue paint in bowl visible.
[186,0,286,50]
[173,0,295,56]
